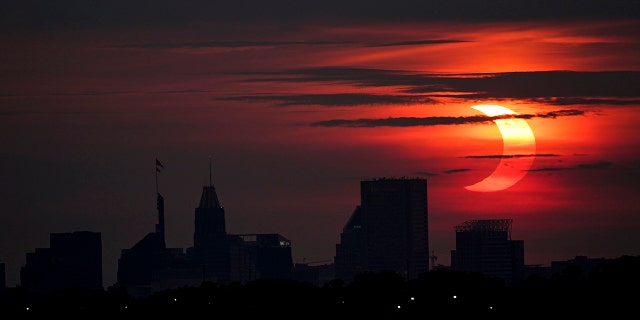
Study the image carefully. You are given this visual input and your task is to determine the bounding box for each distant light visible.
[453,295,457,299]
[25,307,30,311]
[397,305,401,309]
[489,306,493,310]
[173,298,177,302]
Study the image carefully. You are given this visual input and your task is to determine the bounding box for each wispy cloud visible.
[367,39,468,47]
[412,171,439,176]
[113,40,352,49]
[310,111,584,127]
[465,154,560,159]
[444,168,471,174]
[527,161,614,172]
[217,93,437,107]
[232,68,640,106]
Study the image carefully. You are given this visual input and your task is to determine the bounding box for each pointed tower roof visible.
[198,156,222,209]
[199,185,221,208]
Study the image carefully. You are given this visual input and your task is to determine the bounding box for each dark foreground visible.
[2,255,638,319]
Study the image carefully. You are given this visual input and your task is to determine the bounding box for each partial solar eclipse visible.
[465,105,536,192]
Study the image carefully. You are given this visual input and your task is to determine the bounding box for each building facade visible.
[450,219,525,285]
[335,177,429,283]
[21,231,103,294]
[186,184,232,284]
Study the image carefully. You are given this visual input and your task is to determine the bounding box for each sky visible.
[2,1,639,288]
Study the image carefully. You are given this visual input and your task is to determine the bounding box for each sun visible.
[465,105,537,192]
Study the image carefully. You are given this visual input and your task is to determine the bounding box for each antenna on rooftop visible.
[208,155,213,187]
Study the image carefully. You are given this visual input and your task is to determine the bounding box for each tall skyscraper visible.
[186,182,231,284]
[335,177,429,283]
[450,219,525,285]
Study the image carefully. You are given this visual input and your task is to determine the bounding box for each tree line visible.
[1,254,638,318]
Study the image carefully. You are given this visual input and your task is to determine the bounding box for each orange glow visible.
[322,20,640,73]
[465,105,536,192]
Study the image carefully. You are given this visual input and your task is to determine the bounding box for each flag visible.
[156,158,164,172]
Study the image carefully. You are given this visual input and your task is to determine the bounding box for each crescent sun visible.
[465,104,536,192]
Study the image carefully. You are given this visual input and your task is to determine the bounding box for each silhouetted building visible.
[551,255,606,275]
[115,160,294,296]
[0,262,5,291]
[524,255,608,279]
[450,219,524,285]
[183,174,296,285]
[237,233,294,280]
[186,183,231,284]
[335,177,429,283]
[21,231,102,294]
[115,192,176,297]
[334,205,366,282]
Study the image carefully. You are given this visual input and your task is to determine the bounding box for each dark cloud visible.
[0,110,108,117]
[236,68,640,105]
[3,1,639,32]
[577,161,613,169]
[526,110,585,118]
[114,38,468,52]
[368,39,468,47]
[310,110,584,127]
[406,71,640,102]
[444,168,470,174]
[312,115,488,127]
[530,97,640,106]
[527,161,614,172]
[3,89,218,99]
[113,40,352,49]
[154,89,213,94]
[465,154,559,159]
[412,171,439,177]
[237,67,421,87]
[217,93,437,107]
[526,167,568,172]
[49,91,134,96]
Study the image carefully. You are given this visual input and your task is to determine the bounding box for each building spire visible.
[199,156,221,209]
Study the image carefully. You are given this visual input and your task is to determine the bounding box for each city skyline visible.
[1,172,633,289]
[2,1,639,288]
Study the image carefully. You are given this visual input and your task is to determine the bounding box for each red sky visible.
[1,1,639,287]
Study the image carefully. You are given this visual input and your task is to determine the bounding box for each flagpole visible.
[155,158,159,194]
